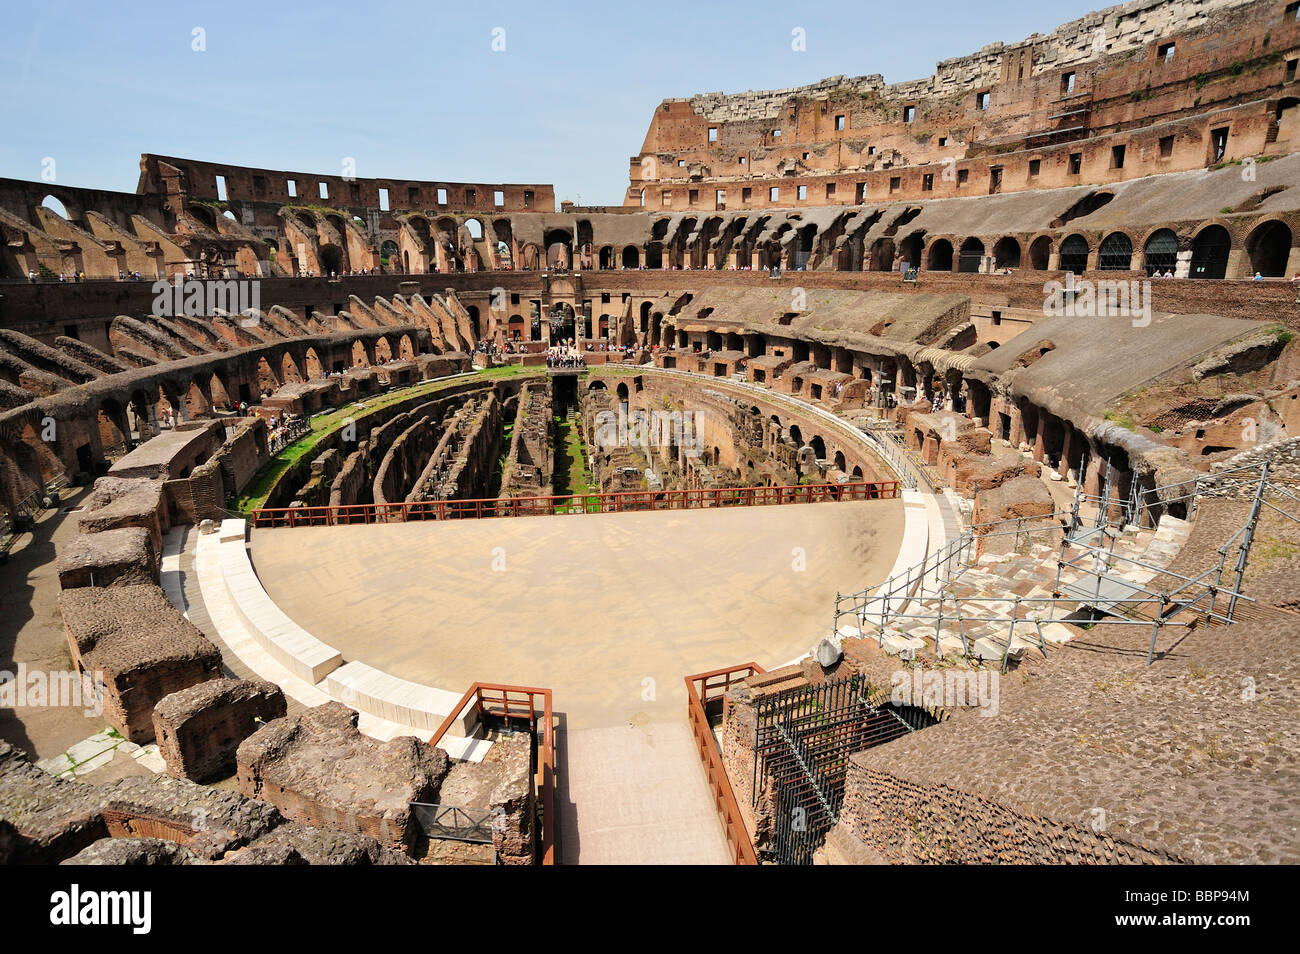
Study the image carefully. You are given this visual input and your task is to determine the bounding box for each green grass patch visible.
[552,413,595,510]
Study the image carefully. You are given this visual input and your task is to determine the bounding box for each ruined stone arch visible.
[868,237,895,272]
[1027,235,1052,270]
[302,348,324,379]
[279,350,303,385]
[896,231,925,271]
[188,203,219,230]
[598,246,614,269]
[398,334,415,360]
[38,193,77,223]
[925,238,953,271]
[1245,219,1292,277]
[254,356,279,394]
[992,237,1021,269]
[318,244,344,275]
[208,372,233,409]
[374,336,394,363]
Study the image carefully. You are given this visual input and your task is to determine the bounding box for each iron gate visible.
[753,673,937,865]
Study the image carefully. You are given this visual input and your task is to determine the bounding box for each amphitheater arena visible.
[2,0,1299,871]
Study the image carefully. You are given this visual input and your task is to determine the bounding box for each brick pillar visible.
[1083,452,1104,496]
[1059,425,1074,480]
[1227,248,1250,279]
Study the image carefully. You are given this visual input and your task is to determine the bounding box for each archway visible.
[868,238,895,272]
[622,246,640,268]
[304,348,323,378]
[255,356,279,394]
[1190,225,1230,279]
[957,238,985,273]
[1142,229,1178,276]
[926,239,953,271]
[1058,234,1089,273]
[40,194,71,220]
[1098,232,1133,270]
[280,352,302,385]
[1028,236,1051,270]
[992,237,1021,269]
[1246,221,1291,277]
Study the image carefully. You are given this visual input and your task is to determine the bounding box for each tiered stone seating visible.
[845,513,1193,665]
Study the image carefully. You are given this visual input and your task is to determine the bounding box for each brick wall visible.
[831,762,1181,864]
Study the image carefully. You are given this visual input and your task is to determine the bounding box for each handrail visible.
[429,682,555,865]
[251,479,900,527]
[684,662,765,866]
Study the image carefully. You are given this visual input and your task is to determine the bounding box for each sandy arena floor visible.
[251,498,904,729]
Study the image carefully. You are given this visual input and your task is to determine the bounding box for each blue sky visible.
[0,0,1104,207]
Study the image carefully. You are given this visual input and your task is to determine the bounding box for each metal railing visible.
[833,528,976,634]
[685,663,765,866]
[428,682,555,865]
[267,418,310,455]
[251,479,900,527]
[408,802,496,844]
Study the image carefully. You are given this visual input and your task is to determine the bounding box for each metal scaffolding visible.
[832,457,1297,668]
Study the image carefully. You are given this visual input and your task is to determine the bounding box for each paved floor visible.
[556,721,732,864]
[0,487,154,782]
[251,498,903,729]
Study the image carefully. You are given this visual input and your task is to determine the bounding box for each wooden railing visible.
[251,479,900,527]
[429,682,555,866]
[685,662,766,866]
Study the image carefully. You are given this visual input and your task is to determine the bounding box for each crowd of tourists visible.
[546,343,586,368]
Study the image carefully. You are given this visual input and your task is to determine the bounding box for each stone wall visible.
[1199,436,1300,497]
[0,740,411,865]
[828,761,1180,865]
[500,380,554,497]
[59,584,222,743]
[236,702,448,855]
[153,678,287,783]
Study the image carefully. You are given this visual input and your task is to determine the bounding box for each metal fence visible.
[408,803,497,844]
[251,479,900,527]
[753,672,937,865]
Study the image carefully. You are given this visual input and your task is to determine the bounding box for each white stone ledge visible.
[218,519,343,684]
